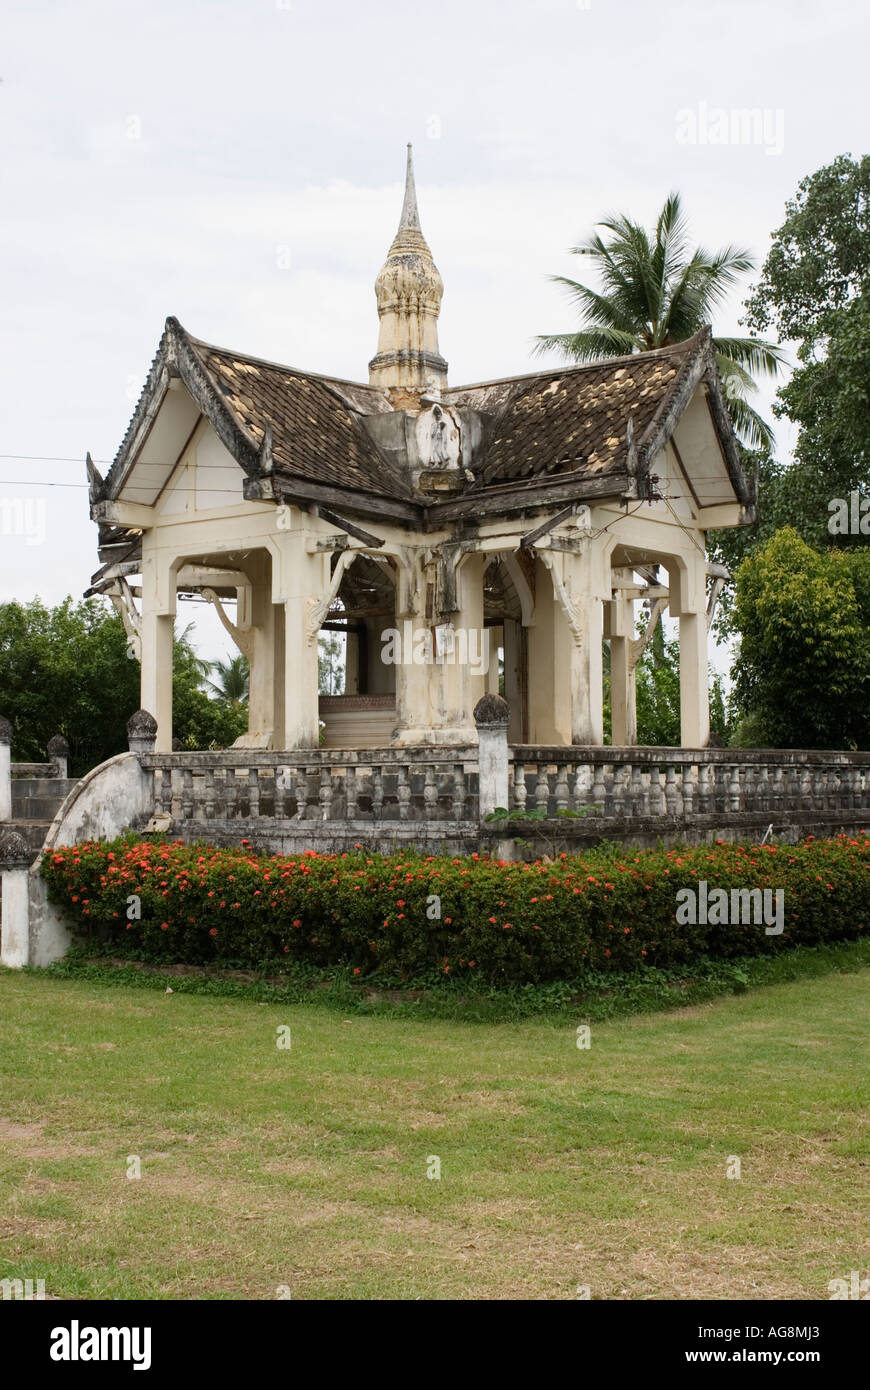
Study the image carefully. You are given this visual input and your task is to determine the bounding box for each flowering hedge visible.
[40,834,870,984]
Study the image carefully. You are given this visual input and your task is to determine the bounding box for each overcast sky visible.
[1,0,867,664]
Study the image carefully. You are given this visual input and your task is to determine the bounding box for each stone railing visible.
[507,746,870,828]
[138,746,479,853]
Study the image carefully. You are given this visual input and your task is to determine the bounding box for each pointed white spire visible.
[398,143,421,232]
[369,146,448,399]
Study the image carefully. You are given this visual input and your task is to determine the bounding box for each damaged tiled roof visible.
[189,340,410,500]
[447,338,697,490]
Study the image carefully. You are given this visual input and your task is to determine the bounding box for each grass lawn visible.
[1,962,868,1300]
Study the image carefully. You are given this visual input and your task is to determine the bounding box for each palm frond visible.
[712,336,787,378]
[533,328,641,362]
[722,393,777,451]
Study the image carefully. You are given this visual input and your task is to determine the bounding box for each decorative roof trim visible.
[102,317,263,501]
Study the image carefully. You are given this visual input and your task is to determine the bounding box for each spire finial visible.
[398,142,421,232]
[369,145,448,398]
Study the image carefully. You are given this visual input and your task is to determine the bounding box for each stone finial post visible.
[0,828,32,968]
[127,709,158,756]
[0,716,11,822]
[474,694,510,819]
[47,734,69,780]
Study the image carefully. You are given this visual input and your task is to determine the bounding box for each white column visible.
[679,612,710,748]
[0,832,32,969]
[609,590,637,746]
[139,544,175,754]
[274,531,326,749]
[669,553,710,749]
[139,611,174,754]
[570,594,604,746]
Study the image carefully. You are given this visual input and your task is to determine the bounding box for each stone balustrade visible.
[140,747,480,830]
[508,746,870,827]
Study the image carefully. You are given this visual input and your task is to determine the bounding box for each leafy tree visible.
[743,154,870,348]
[0,597,247,773]
[536,192,785,448]
[730,528,870,749]
[740,155,870,532]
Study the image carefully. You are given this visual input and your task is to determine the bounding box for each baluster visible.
[397,765,411,819]
[827,767,839,812]
[423,765,437,817]
[591,761,607,816]
[181,767,193,821]
[555,763,569,813]
[227,768,240,819]
[799,766,812,812]
[682,764,696,816]
[611,763,629,819]
[629,763,643,816]
[159,766,172,817]
[697,763,711,815]
[756,765,769,813]
[650,766,665,816]
[513,761,527,813]
[639,769,651,817]
[452,763,466,821]
[346,767,359,819]
[535,764,550,813]
[319,767,333,821]
[204,767,215,819]
[247,766,259,819]
[665,765,680,817]
[171,766,183,819]
[727,764,741,813]
[281,766,297,818]
[372,765,384,819]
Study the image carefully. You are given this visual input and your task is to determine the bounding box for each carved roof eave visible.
[96,317,262,507]
[243,469,422,525]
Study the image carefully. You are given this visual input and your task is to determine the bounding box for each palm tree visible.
[534,193,786,450]
[206,654,249,706]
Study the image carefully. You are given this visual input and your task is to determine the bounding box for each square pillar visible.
[527,557,572,744]
[273,531,329,750]
[609,589,637,746]
[139,611,174,754]
[679,612,710,748]
[668,553,710,749]
[503,619,526,743]
[139,544,175,754]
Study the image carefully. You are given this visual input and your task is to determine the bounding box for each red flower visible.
[209,927,218,937]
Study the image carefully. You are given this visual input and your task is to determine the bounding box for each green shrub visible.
[41,834,870,986]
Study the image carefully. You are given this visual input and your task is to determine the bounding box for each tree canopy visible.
[0,597,247,773]
[731,529,870,749]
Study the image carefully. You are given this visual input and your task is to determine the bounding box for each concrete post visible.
[140,609,174,753]
[679,612,711,748]
[474,694,510,817]
[47,734,69,780]
[609,592,637,746]
[0,716,11,822]
[127,709,158,755]
[0,829,32,968]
